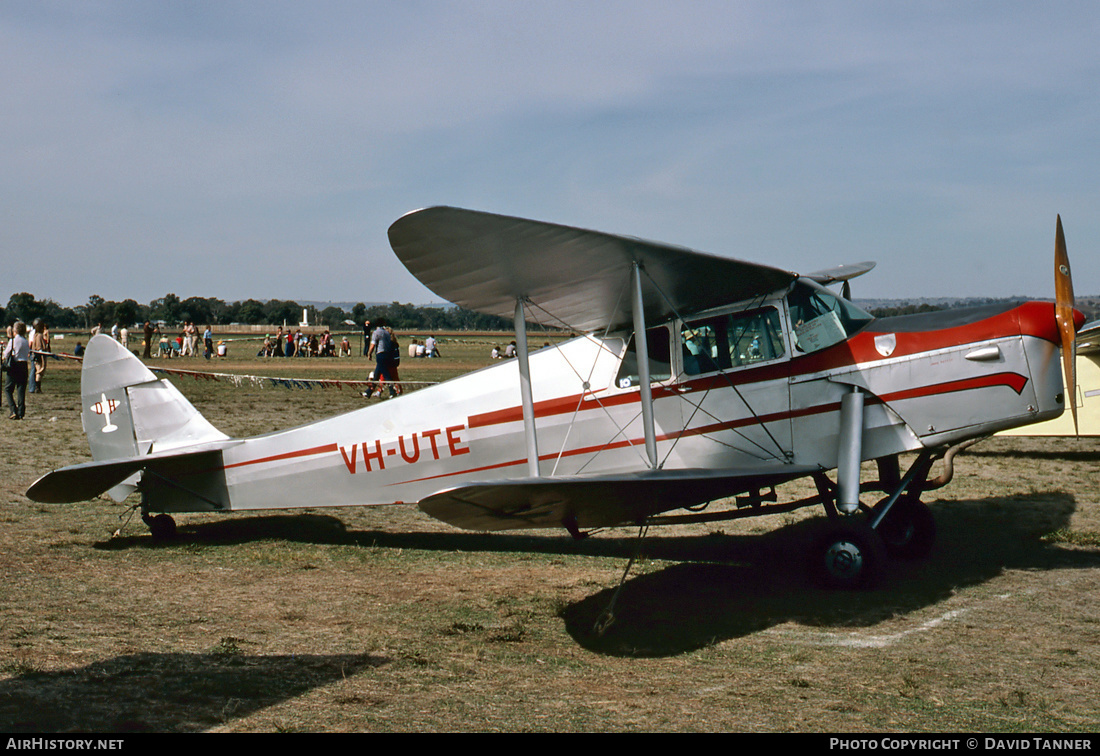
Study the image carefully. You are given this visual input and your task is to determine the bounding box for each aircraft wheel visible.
[876,495,935,560]
[812,519,885,590]
[147,514,177,542]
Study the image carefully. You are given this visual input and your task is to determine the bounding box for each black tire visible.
[876,495,935,560]
[148,514,177,542]
[812,519,886,590]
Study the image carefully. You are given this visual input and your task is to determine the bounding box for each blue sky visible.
[3,1,1099,309]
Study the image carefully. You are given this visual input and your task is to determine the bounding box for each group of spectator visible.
[491,341,518,359]
[258,327,352,358]
[407,336,441,359]
[90,320,216,359]
[2,315,450,417]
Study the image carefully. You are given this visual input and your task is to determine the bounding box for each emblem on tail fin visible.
[91,393,119,433]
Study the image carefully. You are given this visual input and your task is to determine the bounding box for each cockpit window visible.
[681,307,785,376]
[787,280,873,354]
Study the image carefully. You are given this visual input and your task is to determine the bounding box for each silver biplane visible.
[27,208,1084,588]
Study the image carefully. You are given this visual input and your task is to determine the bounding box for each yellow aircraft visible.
[1002,321,1100,436]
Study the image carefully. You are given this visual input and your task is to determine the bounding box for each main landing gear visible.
[811,450,941,590]
[813,518,887,590]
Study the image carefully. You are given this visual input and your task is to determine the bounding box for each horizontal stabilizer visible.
[26,442,238,504]
[418,465,820,532]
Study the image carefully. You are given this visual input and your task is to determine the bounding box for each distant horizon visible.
[14,290,1099,312]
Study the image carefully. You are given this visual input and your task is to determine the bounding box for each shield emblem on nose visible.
[874,333,896,357]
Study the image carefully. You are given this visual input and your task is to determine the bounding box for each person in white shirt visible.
[3,321,31,419]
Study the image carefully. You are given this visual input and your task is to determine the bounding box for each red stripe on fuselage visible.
[222,443,339,470]
[398,371,1028,488]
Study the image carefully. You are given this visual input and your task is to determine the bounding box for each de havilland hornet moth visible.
[27,208,1084,588]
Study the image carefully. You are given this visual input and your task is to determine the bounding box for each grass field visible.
[1,337,1099,732]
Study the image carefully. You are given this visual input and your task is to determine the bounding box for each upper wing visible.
[418,464,821,532]
[388,206,797,333]
[805,261,876,285]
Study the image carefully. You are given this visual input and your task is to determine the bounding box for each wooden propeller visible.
[1054,215,1078,435]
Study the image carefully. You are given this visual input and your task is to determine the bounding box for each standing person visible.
[180,322,193,356]
[31,319,49,393]
[362,320,371,356]
[142,321,157,359]
[285,329,295,358]
[273,326,285,357]
[203,325,214,359]
[3,321,30,420]
[119,324,129,352]
[365,318,396,398]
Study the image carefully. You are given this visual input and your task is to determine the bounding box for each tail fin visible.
[80,334,228,499]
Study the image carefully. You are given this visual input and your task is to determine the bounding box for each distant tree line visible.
[866,302,944,318]
[2,292,556,332]
[865,299,1033,318]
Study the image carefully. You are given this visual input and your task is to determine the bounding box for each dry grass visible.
[1,343,1099,732]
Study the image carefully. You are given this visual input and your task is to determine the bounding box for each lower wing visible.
[418,464,821,531]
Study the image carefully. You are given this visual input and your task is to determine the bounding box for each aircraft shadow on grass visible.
[93,491,1100,658]
[0,651,385,733]
[561,491,1100,657]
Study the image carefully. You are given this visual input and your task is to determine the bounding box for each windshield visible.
[787,280,873,353]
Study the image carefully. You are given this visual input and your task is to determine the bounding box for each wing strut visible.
[514,298,541,477]
[631,262,658,469]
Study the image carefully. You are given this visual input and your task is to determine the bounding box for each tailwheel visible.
[143,513,177,542]
[875,495,936,560]
[812,518,885,590]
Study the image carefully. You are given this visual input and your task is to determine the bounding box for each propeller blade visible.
[1054,215,1078,435]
